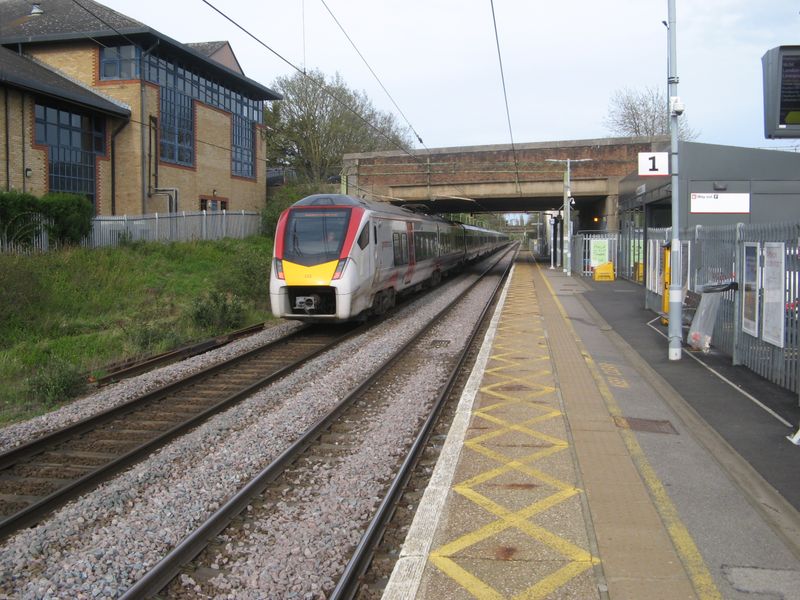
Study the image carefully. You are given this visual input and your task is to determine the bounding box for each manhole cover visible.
[613,416,678,435]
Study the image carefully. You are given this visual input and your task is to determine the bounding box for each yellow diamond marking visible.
[429,260,600,599]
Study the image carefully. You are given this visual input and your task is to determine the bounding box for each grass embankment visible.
[0,236,275,425]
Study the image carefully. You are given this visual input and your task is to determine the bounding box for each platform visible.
[383,253,800,599]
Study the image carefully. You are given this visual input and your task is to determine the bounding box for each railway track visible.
[121,245,516,598]
[0,323,363,540]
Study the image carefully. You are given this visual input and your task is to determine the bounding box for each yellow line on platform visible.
[536,262,722,600]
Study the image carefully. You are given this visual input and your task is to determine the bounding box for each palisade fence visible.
[0,210,262,253]
[574,221,800,395]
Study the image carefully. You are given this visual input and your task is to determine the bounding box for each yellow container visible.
[593,262,615,281]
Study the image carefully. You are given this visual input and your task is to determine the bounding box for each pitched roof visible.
[185,41,229,57]
[0,0,280,101]
[0,46,130,117]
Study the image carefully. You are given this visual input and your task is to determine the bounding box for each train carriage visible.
[270,194,507,321]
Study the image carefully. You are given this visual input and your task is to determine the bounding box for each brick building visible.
[0,0,280,216]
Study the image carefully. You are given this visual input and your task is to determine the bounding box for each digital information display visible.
[780,55,800,126]
[763,46,800,138]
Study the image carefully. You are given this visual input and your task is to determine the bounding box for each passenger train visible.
[269,194,508,321]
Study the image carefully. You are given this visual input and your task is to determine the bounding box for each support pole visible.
[667,0,683,361]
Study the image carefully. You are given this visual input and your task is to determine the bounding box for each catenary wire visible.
[489,0,521,195]
[319,0,424,146]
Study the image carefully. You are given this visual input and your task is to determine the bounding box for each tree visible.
[603,86,698,140]
[264,69,415,183]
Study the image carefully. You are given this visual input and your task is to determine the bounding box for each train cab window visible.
[284,208,350,266]
[357,225,370,250]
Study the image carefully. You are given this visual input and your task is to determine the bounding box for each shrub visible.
[0,190,40,247]
[190,290,245,331]
[27,358,86,407]
[39,193,94,246]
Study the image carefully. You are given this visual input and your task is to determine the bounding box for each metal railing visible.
[1,210,262,254]
[575,221,800,394]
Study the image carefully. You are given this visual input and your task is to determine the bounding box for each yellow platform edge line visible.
[535,260,722,600]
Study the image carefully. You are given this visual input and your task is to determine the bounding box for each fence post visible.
[155,212,159,241]
[732,223,743,365]
[202,210,207,240]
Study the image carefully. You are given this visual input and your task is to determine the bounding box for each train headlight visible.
[332,258,348,280]
[274,258,285,280]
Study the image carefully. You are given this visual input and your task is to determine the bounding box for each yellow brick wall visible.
[15,42,269,217]
[149,101,267,214]
[0,87,48,197]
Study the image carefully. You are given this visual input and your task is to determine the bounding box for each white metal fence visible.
[1,210,262,253]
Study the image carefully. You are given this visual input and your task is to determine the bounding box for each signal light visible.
[332,258,348,280]
[274,258,284,280]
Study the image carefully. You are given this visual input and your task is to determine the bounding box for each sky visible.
[99,0,800,152]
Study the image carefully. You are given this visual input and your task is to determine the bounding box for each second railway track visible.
[0,323,362,540]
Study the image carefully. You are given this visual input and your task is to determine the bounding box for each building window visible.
[143,53,263,176]
[160,88,194,166]
[231,114,254,177]
[100,45,140,80]
[200,198,228,211]
[34,103,105,205]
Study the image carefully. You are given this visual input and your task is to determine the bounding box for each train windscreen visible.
[283,208,351,266]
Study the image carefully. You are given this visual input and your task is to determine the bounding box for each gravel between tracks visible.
[0,262,504,599]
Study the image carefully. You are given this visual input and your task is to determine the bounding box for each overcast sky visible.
[101,0,800,152]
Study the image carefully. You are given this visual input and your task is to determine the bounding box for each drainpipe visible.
[110,118,129,215]
[21,91,26,193]
[140,40,159,213]
[4,87,9,191]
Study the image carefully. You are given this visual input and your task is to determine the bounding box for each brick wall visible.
[0,87,48,196]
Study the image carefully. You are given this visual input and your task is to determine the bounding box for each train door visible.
[374,218,394,284]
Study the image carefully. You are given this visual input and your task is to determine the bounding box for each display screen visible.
[779,54,800,126]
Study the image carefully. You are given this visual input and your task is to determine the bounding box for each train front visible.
[270,195,365,321]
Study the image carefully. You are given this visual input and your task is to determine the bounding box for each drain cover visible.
[429,339,451,348]
[613,416,678,435]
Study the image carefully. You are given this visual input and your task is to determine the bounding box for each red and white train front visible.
[270,195,371,321]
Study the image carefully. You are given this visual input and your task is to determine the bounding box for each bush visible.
[39,193,94,246]
[190,290,245,331]
[0,190,40,247]
[27,358,86,407]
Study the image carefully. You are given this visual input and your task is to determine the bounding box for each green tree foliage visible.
[604,86,698,141]
[264,69,415,183]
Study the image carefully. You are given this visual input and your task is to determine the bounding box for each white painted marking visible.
[645,317,793,428]
[381,266,515,599]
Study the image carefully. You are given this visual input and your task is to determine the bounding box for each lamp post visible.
[666,0,683,361]
[546,158,592,276]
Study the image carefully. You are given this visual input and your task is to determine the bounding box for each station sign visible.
[637,152,669,177]
[689,192,750,214]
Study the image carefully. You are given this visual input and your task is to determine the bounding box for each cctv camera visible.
[670,96,685,116]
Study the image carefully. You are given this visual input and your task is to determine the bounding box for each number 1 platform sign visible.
[638,152,669,177]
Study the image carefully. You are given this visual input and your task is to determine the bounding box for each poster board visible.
[742,243,760,337]
[589,239,609,267]
[762,242,785,347]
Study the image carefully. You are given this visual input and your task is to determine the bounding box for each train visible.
[269,194,509,321]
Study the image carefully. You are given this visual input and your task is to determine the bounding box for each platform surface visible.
[383,253,800,599]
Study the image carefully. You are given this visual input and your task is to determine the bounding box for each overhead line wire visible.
[489,0,522,195]
[319,0,424,146]
[198,0,424,167]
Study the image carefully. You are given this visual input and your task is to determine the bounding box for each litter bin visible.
[687,282,738,352]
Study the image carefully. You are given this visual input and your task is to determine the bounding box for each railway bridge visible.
[342,135,668,231]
